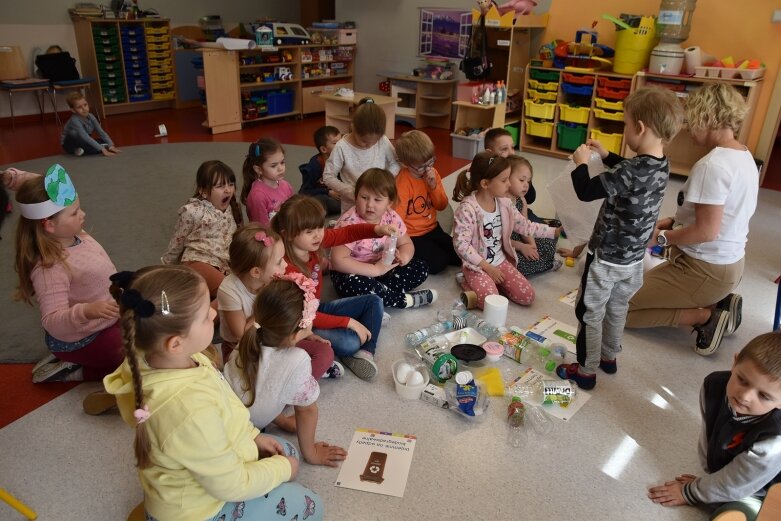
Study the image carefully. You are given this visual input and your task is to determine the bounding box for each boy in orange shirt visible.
[393,130,460,274]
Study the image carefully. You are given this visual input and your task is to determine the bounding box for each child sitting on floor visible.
[162,160,242,301]
[393,130,460,274]
[242,137,295,226]
[330,168,437,309]
[225,276,348,468]
[452,152,558,310]
[61,92,120,157]
[648,332,781,521]
[272,194,394,380]
[104,265,323,521]
[299,125,343,215]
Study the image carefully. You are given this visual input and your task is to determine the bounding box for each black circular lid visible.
[450,344,486,362]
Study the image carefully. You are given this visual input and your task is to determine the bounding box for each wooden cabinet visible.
[300,43,355,115]
[237,47,301,124]
[630,71,763,175]
[520,66,632,159]
[301,81,353,114]
[385,75,456,129]
[71,16,176,118]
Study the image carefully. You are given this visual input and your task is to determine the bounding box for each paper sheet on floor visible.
[559,288,578,307]
[335,428,417,497]
[507,367,591,421]
[525,315,578,355]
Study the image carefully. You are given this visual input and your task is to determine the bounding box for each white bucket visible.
[648,43,684,75]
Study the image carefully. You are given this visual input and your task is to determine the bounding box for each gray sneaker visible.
[342,351,378,380]
[716,293,742,336]
[694,308,730,356]
[32,359,79,383]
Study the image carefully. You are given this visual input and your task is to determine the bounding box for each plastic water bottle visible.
[415,336,458,384]
[522,342,568,374]
[525,403,554,435]
[512,378,578,408]
[405,319,454,347]
[382,234,398,265]
[507,396,527,448]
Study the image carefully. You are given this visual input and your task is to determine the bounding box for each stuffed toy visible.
[496,0,538,16]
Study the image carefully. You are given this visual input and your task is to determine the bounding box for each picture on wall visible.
[418,8,473,59]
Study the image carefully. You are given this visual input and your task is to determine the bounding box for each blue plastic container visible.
[561,82,594,97]
[266,90,294,115]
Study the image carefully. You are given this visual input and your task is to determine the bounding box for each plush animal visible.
[496,0,538,16]
[476,0,496,15]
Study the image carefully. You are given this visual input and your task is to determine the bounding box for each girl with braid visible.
[103,265,323,521]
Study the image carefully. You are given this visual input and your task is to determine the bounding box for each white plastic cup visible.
[483,294,509,328]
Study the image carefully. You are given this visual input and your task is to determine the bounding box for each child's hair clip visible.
[359,96,375,105]
[254,143,260,157]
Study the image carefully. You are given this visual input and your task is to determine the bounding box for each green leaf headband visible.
[18,164,78,220]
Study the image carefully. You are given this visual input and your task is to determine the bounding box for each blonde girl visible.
[272,194,395,380]
[217,223,339,380]
[323,98,400,213]
[507,155,562,275]
[13,165,123,387]
[331,168,437,309]
[104,265,323,521]
[162,160,241,299]
[452,152,559,310]
[241,137,294,226]
[225,276,348,468]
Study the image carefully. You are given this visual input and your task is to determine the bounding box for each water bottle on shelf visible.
[507,396,527,448]
[382,234,398,265]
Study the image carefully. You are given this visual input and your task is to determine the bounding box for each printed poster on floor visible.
[335,428,417,497]
[526,315,578,355]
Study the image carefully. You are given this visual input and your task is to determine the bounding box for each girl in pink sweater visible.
[13,165,124,385]
[452,152,559,309]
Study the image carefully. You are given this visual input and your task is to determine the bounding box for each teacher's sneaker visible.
[716,293,742,336]
[693,308,730,356]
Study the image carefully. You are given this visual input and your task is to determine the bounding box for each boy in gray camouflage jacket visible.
[556,87,683,390]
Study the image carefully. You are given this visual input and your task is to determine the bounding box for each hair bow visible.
[121,289,156,318]
[254,231,274,247]
[109,271,136,290]
[133,405,151,425]
[276,272,319,329]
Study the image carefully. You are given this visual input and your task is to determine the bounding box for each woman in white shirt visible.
[626,84,759,356]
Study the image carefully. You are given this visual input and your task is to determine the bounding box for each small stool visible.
[127,501,144,521]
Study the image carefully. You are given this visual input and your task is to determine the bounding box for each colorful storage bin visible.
[596,86,630,100]
[590,129,623,154]
[528,79,558,92]
[597,76,631,90]
[524,99,556,120]
[593,108,624,121]
[594,97,624,110]
[525,118,554,138]
[561,82,593,97]
[562,72,595,85]
[556,123,588,151]
[529,68,560,82]
[558,104,590,124]
[451,133,485,160]
[527,89,557,101]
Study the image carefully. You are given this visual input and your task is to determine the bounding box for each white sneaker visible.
[382,312,391,326]
[406,289,438,308]
[32,353,57,375]
[74,147,85,156]
[32,359,80,383]
[322,360,344,379]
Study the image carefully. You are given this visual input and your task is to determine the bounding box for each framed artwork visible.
[418,8,472,59]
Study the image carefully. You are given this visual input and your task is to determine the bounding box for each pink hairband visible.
[275,272,319,329]
[255,231,274,246]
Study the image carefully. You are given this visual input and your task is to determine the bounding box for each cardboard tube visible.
[684,46,702,75]
[216,37,257,50]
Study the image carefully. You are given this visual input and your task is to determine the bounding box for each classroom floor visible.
[1,109,780,521]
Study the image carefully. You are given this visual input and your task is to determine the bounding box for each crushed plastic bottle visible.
[382,234,398,265]
[507,396,527,448]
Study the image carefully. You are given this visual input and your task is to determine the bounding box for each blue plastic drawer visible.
[561,82,594,97]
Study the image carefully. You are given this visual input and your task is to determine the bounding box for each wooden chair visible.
[0,45,55,129]
[35,52,100,123]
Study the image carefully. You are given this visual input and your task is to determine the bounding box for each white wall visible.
[0,0,299,118]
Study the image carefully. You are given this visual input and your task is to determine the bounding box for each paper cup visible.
[483,294,509,328]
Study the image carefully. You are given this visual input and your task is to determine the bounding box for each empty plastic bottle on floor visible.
[525,403,554,435]
[507,396,527,448]
[406,300,501,347]
[522,341,568,374]
[512,378,578,408]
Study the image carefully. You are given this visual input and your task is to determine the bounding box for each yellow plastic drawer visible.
[147,42,171,51]
[590,129,623,154]
[524,99,555,120]
[593,108,624,121]
[558,104,590,124]
[528,79,558,92]
[527,88,557,101]
[145,26,169,35]
[525,118,554,138]
[594,97,624,110]
[151,80,174,89]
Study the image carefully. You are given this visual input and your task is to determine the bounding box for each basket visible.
[590,129,623,154]
[523,99,555,120]
[525,118,554,138]
[612,16,657,74]
[558,104,590,124]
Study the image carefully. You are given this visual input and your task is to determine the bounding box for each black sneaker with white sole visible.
[716,293,742,336]
[693,308,730,356]
[407,289,438,308]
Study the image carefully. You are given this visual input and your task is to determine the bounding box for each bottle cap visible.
[455,370,473,385]
[511,396,523,403]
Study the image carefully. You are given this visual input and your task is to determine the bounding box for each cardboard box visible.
[420,383,449,409]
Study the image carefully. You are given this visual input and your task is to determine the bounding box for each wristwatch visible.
[657,230,669,247]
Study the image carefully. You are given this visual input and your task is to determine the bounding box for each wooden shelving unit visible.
[385,75,457,129]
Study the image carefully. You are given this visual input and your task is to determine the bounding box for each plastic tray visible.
[556,123,588,151]
[561,82,593,97]
[597,76,631,89]
[558,104,590,124]
[144,26,169,35]
[562,72,595,85]
[596,86,629,100]
[527,88,557,101]
[523,99,555,120]
[529,68,560,82]
[528,79,558,92]
[593,107,624,121]
[594,97,624,110]
[146,42,170,51]
[590,129,623,154]
[524,118,554,138]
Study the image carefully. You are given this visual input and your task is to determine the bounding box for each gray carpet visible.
[0,143,316,362]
